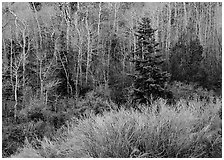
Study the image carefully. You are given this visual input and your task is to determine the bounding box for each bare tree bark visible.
[183,2,187,29]
[85,8,91,85]
[166,2,171,67]
[10,27,14,87]
[21,27,26,102]
[13,54,22,120]
[74,3,82,98]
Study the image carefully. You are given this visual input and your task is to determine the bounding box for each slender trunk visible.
[14,71,18,120]
[10,31,13,86]
[14,58,21,120]
[166,2,171,68]
[122,42,126,87]
[32,2,42,49]
[85,9,91,85]
[114,2,119,33]
[155,6,160,42]
[65,22,73,95]
[65,3,73,95]
[174,2,177,42]
[74,6,82,98]
[22,29,26,104]
[39,58,44,99]
[132,14,136,60]
[97,2,102,87]
[183,2,187,30]
[107,40,110,86]
[114,3,117,33]
[97,2,101,39]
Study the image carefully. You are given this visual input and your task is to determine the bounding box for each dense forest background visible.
[2,2,222,158]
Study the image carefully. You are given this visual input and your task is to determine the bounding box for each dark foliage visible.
[130,17,172,105]
[170,32,204,83]
[69,2,78,14]
[29,2,42,12]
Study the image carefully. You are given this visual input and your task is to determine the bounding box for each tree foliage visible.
[131,17,171,105]
[170,29,204,83]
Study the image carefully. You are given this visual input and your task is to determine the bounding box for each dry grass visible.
[11,98,222,158]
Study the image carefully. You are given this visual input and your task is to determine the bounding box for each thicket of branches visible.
[2,2,222,113]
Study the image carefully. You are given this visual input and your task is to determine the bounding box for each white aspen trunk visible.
[155,6,160,42]
[173,2,178,43]
[97,2,101,40]
[22,29,26,104]
[65,3,73,95]
[10,30,14,86]
[107,40,110,86]
[14,56,21,120]
[166,2,171,67]
[74,4,82,98]
[85,8,91,85]
[183,2,187,30]
[14,71,18,120]
[39,58,44,99]
[114,3,117,33]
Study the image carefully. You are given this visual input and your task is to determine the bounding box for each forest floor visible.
[9,83,222,158]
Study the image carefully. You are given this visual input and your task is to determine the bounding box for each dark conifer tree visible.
[131,17,172,105]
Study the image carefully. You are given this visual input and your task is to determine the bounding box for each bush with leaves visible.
[130,17,172,105]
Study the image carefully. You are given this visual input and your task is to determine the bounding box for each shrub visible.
[13,97,222,158]
[168,81,218,103]
[75,87,118,118]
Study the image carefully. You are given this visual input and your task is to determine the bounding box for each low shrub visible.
[12,97,222,158]
[75,87,118,118]
[168,81,218,103]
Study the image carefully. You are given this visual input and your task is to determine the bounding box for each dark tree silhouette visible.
[131,17,172,105]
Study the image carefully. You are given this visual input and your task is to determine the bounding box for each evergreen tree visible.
[131,17,172,105]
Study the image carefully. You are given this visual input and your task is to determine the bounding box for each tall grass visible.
[11,98,222,158]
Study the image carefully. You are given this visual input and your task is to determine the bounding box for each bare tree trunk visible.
[39,57,44,99]
[9,29,14,87]
[13,55,22,120]
[85,8,91,85]
[183,2,187,30]
[14,71,18,120]
[114,3,119,33]
[31,2,42,49]
[122,42,126,87]
[65,3,73,95]
[22,28,26,104]
[155,6,160,42]
[74,4,82,98]
[166,2,171,68]
[97,2,101,40]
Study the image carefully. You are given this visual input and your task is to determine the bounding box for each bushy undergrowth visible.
[74,85,119,118]
[12,97,222,158]
[168,81,219,102]
[2,97,68,157]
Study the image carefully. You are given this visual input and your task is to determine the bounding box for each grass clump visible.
[12,97,222,158]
